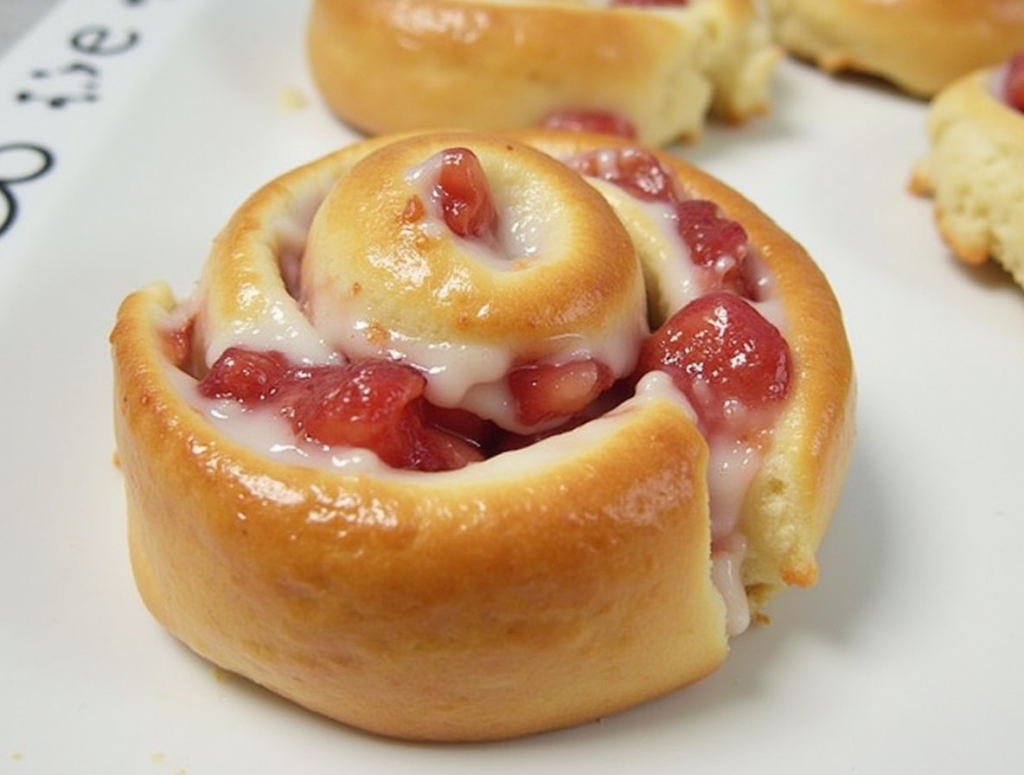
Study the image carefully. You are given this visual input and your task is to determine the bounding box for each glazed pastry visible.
[306,0,780,145]
[765,0,1024,97]
[110,129,855,741]
[910,53,1024,288]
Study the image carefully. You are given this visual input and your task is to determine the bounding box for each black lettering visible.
[70,25,140,56]
[0,144,56,239]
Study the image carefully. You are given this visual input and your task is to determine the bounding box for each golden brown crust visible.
[765,0,1024,97]
[910,67,1024,288]
[650,141,855,598]
[111,129,855,741]
[306,0,780,145]
[302,133,644,355]
[114,285,726,741]
[508,130,857,598]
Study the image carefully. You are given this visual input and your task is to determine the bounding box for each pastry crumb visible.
[279,86,307,111]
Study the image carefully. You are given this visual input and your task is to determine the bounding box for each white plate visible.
[2,2,1022,773]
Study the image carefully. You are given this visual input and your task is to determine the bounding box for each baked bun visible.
[110,129,855,741]
[765,0,1024,97]
[910,53,1024,288]
[306,0,780,145]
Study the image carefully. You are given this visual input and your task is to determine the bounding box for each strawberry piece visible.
[198,347,290,403]
[568,147,678,203]
[302,365,487,471]
[423,404,496,449]
[311,381,482,470]
[540,110,638,139]
[1004,52,1024,112]
[288,360,486,471]
[408,426,486,472]
[675,199,749,286]
[163,317,195,368]
[508,359,615,426]
[289,361,425,450]
[638,293,790,434]
[199,350,484,471]
[566,147,751,292]
[434,147,499,241]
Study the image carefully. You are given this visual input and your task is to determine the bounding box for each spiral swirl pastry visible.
[765,0,1024,97]
[911,52,1024,289]
[111,129,855,741]
[306,0,780,145]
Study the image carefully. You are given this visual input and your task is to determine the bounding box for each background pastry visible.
[765,0,1024,97]
[910,53,1024,288]
[306,0,780,145]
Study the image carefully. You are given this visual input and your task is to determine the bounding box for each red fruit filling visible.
[1003,51,1024,112]
[675,199,749,279]
[433,147,499,241]
[198,348,482,471]
[192,346,629,470]
[638,292,791,435]
[568,146,677,203]
[193,297,789,468]
[164,316,196,368]
[566,148,749,290]
[183,146,790,472]
[191,293,791,469]
[200,348,290,402]
[540,110,638,139]
[508,359,615,426]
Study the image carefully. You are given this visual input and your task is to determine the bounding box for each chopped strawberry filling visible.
[433,147,499,241]
[674,199,749,285]
[508,359,615,426]
[566,148,750,290]
[568,147,678,203]
[186,145,789,472]
[198,349,482,471]
[638,292,791,435]
[540,110,638,139]
[200,348,290,403]
[192,293,790,469]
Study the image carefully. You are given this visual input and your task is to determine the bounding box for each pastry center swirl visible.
[297,135,649,424]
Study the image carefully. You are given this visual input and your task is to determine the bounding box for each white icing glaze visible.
[708,432,766,545]
[711,533,750,637]
[300,149,648,432]
[175,367,689,482]
[586,179,707,317]
[582,176,762,325]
